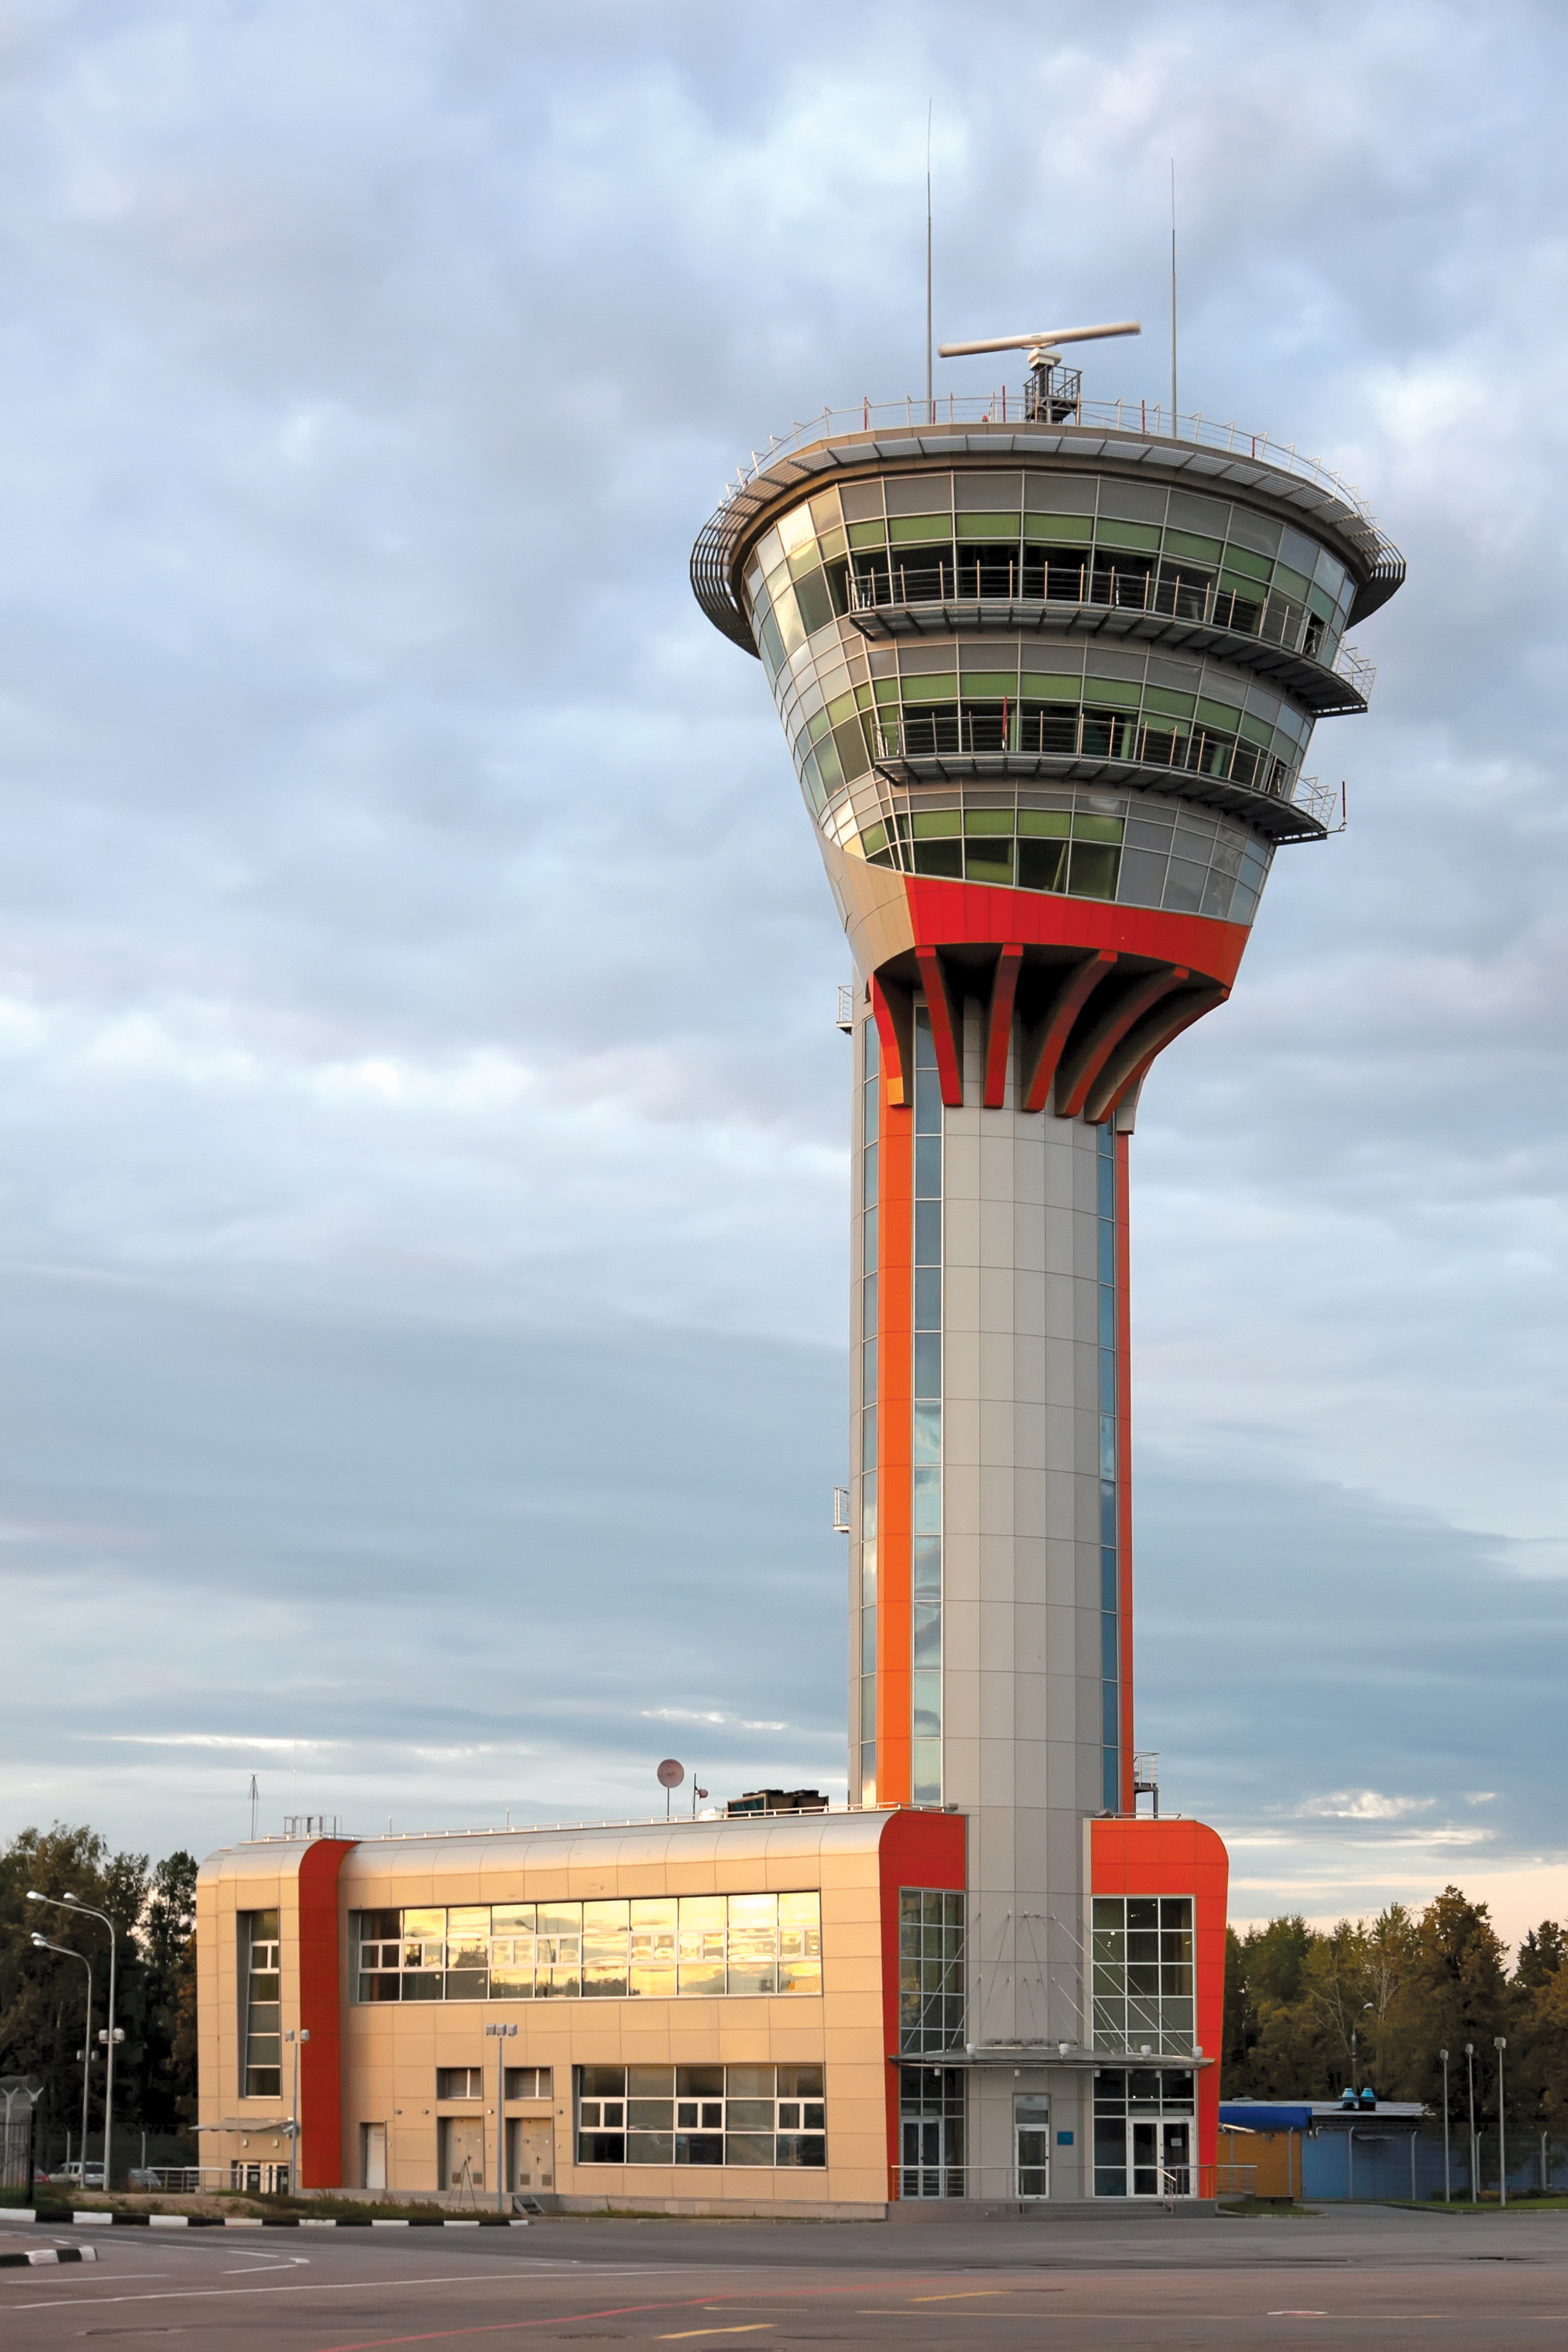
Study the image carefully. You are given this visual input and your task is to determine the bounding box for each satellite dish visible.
[656,1758,684,1789]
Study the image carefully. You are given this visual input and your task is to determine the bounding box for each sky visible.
[2,0,1567,1951]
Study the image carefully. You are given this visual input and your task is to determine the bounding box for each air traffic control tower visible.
[692,332,1404,2191]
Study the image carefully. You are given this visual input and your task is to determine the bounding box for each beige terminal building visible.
[198,346,1400,2210]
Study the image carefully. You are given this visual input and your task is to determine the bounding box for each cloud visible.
[1292,1792,1437,1823]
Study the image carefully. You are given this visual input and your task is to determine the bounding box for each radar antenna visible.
[938,318,1142,425]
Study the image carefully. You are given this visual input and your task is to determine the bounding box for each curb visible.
[0,2246,100,2268]
[18,2212,532,2231]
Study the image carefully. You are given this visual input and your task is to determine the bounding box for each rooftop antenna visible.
[938,320,1141,426]
[1170,158,1178,430]
[924,101,934,423]
[249,1773,258,1840]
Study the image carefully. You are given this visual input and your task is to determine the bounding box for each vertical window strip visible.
[1097,1121,1120,1813]
[912,1004,942,1807]
[859,1017,880,1805]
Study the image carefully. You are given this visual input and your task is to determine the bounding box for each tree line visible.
[1224,1885,1568,2154]
[0,1823,198,2162]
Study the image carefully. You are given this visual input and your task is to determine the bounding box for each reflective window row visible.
[575,2063,825,2169]
[1091,1896,1196,2053]
[350,1893,822,2004]
[822,788,1272,927]
[743,472,1355,681]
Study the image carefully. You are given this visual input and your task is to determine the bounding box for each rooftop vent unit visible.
[724,1788,829,1817]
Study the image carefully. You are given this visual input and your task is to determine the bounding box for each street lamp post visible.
[28,1891,118,2188]
[285,2029,310,2193]
[1465,2043,1477,2205]
[29,1934,93,2188]
[485,2022,517,2213]
[1495,2037,1508,2209]
[1439,2049,1450,2205]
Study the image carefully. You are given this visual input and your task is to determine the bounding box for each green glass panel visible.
[833,719,870,782]
[860,822,887,855]
[1094,519,1161,550]
[965,841,1014,884]
[873,677,901,704]
[910,809,960,837]
[887,514,951,544]
[1018,838,1067,891]
[1082,678,1141,710]
[1219,572,1263,605]
[1069,842,1120,898]
[1195,696,1242,728]
[1018,809,1070,836]
[826,690,858,724]
[1142,686,1195,718]
[807,708,831,742]
[1237,713,1273,747]
[953,511,1022,539]
[1306,583,1336,620]
[847,520,887,547]
[1021,673,1082,699]
[1273,563,1312,598]
[795,569,834,635]
[1073,814,1124,842]
[818,526,847,559]
[1221,543,1272,581]
[1022,514,1093,542]
[960,670,1018,696]
[912,840,963,877]
[964,809,1014,834]
[899,675,958,703]
[1163,529,1223,561]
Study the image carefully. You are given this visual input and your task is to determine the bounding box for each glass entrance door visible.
[1014,2095,1051,2199]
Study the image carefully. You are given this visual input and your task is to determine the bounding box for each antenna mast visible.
[925,103,934,423]
[1170,158,1178,430]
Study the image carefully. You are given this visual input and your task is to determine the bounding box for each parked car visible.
[56,2162,106,2187]
[126,2169,161,2187]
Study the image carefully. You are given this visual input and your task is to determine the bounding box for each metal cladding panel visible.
[877,1810,967,2199]
[1090,1817,1230,2175]
[297,1838,357,2188]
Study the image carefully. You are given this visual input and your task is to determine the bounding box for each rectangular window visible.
[436,2067,484,2100]
[503,2067,553,2100]
[240,1911,281,2099]
[575,2064,826,2169]
[1090,1896,1196,2056]
[898,1889,965,2054]
[350,1894,822,2005]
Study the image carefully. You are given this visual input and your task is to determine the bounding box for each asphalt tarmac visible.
[3,2204,1565,2348]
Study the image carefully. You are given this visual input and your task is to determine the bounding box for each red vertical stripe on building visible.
[1115,1128,1135,1809]
[1090,1818,1229,2181]
[297,1839,356,2188]
[877,1054,913,1811]
[877,1811,967,2201]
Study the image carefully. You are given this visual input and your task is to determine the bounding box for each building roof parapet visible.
[693,403,1405,655]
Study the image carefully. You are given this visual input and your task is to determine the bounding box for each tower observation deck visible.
[693,369,1404,2199]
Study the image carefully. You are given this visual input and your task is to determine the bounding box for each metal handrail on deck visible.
[720,392,1385,532]
[847,562,1373,700]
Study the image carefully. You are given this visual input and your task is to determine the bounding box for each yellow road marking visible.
[659,2330,774,2342]
[910,2290,1011,2301]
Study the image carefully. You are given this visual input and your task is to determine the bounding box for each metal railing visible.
[869,706,1300,802]
[847,560,1373,699]
[720,392,1385,532]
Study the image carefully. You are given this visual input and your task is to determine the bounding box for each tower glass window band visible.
[858,1017,879,1804]
[912,1001,942,1805]
[1097,1120,1120,1813]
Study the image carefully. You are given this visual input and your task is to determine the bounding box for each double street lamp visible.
[284,2029,310,2191]
[29,1934,92,2180]
[27,1892,118,2188]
